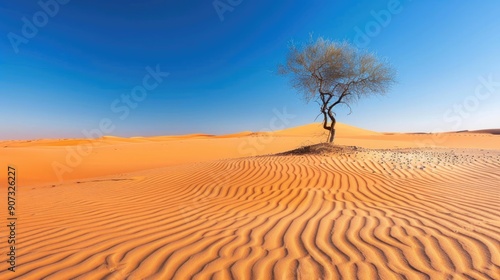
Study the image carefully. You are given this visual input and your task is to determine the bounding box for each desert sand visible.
[0,123,499,279]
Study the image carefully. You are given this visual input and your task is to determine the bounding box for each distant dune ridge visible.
[0,123,499,279]
[457,129,500,135]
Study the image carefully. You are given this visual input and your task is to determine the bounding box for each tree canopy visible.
[279,37,396,142]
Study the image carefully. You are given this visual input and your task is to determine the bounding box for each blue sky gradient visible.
[1,0,499,139]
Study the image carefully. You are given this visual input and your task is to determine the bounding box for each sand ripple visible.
[2,148,499,279]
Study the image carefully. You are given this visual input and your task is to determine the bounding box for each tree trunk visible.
[328,126,336,143]
[327,119,336,143]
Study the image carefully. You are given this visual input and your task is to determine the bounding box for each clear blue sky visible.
[1,0,499,139]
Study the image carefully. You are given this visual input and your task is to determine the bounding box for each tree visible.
[278,37,396,143]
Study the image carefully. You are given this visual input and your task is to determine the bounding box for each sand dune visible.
[273,122,380,137]
[2,122,499,187]
[460,129,500,135]
[0,123,499,279]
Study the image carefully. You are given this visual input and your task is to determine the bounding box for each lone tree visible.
[278,37,396,143]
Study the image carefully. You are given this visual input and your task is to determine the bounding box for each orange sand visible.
[0,123,499,279]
